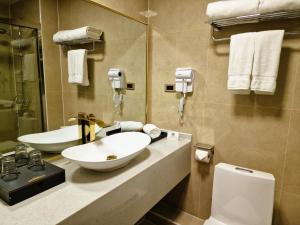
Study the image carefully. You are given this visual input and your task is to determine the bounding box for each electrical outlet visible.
[165,84,175,92]
[126,83,135,90]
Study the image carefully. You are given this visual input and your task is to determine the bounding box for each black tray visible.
[0,160,65,206]
[149,131,168,144]
[106,128,167,144]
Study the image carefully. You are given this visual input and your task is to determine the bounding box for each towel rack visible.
[208,10,300,42]
[57,38,103,52]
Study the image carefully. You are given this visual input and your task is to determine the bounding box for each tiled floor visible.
[136,202,205,225]
[136,218,157,225]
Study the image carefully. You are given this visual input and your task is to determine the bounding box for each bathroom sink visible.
[62,132,151,171]
[18,125,102,153]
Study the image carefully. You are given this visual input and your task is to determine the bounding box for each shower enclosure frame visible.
[1,20,47,134]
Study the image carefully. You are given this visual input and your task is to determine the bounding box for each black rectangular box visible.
[0,162,65,206]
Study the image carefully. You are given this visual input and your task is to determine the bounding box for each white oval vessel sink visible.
[18,125,102,153]
[62,132,151,171]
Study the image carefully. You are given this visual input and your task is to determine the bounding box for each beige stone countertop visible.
[0,133,191,225]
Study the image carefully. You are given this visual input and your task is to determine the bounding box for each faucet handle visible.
[86,114,108,142]
[68,113,106,127]
[78,112,87,119]
[67,112,109,143]
[87,114,107,128]
[67,112,87,123]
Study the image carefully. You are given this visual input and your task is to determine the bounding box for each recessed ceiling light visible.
[139,10,158,18]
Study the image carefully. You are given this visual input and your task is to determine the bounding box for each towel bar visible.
[56,38,103,52]
[211,29,300,42]
[207,9,300,42]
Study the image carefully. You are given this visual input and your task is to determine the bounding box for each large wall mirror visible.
[0,0,147,153]
[58,0,147,125]
[0,0,43,154]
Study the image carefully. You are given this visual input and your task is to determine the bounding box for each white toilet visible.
[205,163,275,225]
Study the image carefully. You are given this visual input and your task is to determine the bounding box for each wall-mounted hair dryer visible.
[108,68,125,108]
[175,67,194,119]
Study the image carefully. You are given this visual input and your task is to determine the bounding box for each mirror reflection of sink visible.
[62,132,151,172]
[18,125,102,153]
[0,99,13,108]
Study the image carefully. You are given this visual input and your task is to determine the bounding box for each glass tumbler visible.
[28,150,45,171]
[15,144,29,166]
[0,153,3,174]
[1,156,18,181]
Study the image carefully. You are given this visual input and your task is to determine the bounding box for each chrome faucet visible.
[68,112,107,144]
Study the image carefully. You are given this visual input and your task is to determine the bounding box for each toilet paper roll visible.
[195,149,211,163]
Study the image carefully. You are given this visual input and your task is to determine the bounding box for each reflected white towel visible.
[259,0,300,14]
[53,26,102,43]
[23,54,37,81]
[68,49,89,86]
[251,30,284,95]
[11,37,34,48]
[143,124,161,139]
[120,121,144,132]
[206,0,260,20]
[228,32,255,94]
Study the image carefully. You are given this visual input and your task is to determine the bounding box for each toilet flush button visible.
[235,167,253,173]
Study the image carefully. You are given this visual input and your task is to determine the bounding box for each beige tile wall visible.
[57,0,147,125]
[40,0,64,130]
[38,0,148,130]
[148,0,300,224]
[87,0,148,23]
[10,0,40,28]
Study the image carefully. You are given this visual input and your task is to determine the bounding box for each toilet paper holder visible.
[194,143,214,163]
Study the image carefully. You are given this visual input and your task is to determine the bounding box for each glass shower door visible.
[0,23,43,153]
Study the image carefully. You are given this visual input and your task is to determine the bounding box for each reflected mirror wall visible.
[0,0,43,153]
[59,0,147,125]
[0,0,148,153]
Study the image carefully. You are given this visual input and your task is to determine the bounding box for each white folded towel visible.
[53,26,102,43]
[228,32,255,94]
[23,54,37,81]
[251,30,284,95]
[120,121,144,132]
[11,37,34,48]
[206,0,260,20]
[259,0,300,14]
[68,49,89,86]
[143,124,161,139]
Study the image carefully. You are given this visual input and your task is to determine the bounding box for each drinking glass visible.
[28,150,45,171]
[1,156,18,181]
[15,144,28,166]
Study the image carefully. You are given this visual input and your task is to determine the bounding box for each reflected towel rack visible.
[56,38,103,52]
[207,10,300,42]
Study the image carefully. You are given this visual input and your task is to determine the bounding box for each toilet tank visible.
[211,163,275,225]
